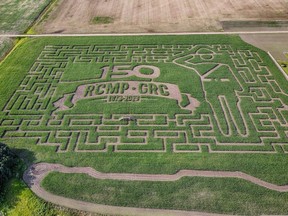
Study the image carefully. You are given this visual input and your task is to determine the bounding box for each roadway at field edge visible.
[2,30,288,37]
[23,163,288,216]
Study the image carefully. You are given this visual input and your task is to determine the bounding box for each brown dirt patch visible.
[37,0,288,34]
[240,33,288,61]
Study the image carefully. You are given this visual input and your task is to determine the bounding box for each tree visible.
[0,143,17,191]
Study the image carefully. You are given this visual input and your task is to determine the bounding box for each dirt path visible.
[23,163,288,216]
[2,30,288,37]
[2,32,288,62]
[3,31,286,63]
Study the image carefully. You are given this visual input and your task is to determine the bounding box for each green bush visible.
[0,143,17,194]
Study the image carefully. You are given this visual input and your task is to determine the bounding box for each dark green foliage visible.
[0,143,17,194]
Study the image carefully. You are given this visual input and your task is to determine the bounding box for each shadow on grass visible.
[12,147,37,167]
[0,143,38,213]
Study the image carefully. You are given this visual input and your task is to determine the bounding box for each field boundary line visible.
[24,0,59,34]
[2,31,288,37]
[23,163,288,215]
[268,51,288,80]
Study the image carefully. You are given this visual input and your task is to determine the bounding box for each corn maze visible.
[0,44,287,154]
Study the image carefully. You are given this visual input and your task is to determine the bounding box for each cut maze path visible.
[0,34,286,215]
[23,163,288,216]
[2,42,287,154]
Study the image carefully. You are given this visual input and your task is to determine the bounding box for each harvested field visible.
[240,33,288,61]
[0,37,13,60]
[0,0,52,34]
[0,0,52,60]
[39,0,288,33]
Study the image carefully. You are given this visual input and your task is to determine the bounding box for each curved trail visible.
[23,163,288,216]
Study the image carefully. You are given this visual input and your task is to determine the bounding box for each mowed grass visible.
[0,35,288,215]
[279,54,288,74]
[42,171,288,215]
[0,35,287,183]
[283,65,288,74]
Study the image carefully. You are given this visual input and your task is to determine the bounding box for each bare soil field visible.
[38,0,288,33]
[240,33,288,61]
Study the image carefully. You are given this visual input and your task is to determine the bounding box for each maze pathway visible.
[22,162,288,216]
[0,44,287,153]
